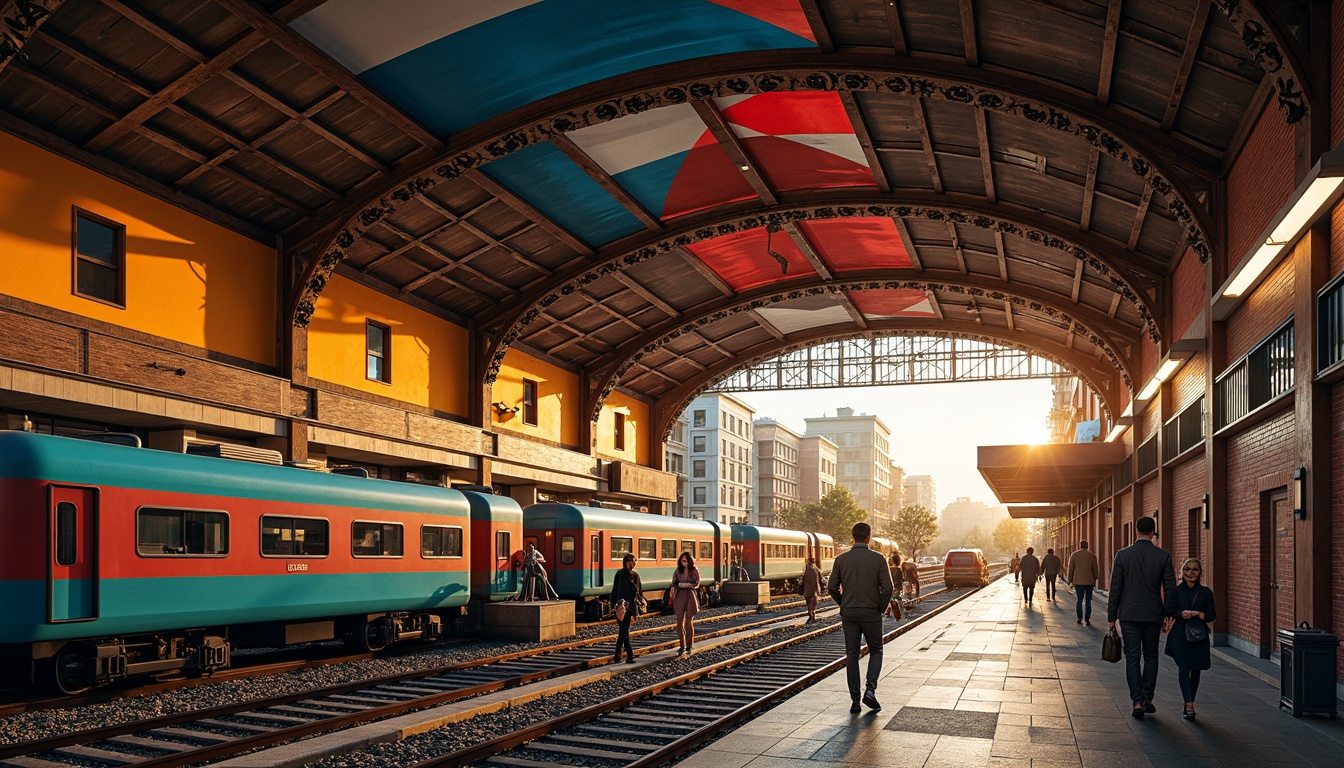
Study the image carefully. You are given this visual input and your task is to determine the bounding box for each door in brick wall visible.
[1269,491,1294,654]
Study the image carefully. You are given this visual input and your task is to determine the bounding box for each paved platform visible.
[680,579,1344,768]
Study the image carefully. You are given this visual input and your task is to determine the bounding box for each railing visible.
[1215,321,1293,430]
[1136,434,1158,478]
[1319,273,1344,371]
[1163,396,1204,461]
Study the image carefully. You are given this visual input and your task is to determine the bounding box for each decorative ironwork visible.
[0,0,60,69]
[1214,1,1309,124]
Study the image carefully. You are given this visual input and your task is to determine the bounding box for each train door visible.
[48,485,98,623]
[589,532,604,589]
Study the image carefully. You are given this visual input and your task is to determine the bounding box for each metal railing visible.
[1215,321,1293,430]
[1163,396,1204,461]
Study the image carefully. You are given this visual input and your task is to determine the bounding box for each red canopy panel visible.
[686,227,817,291]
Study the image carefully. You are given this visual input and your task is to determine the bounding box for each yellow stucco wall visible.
[493,350,579,447]
[0,132,276,365]
[308,275,470,415]
[596,391,648,464]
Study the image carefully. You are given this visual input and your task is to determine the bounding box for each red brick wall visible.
[1140,334,1158,388]
[1331,201,1344,277]
[1333,0,1344,148]
[1226,256,1295,363]
[1139,400,1161,440]
[1224,410,1296,649]
[1172,458,1206,564]
[1171,246,1205,341]
[1171,354,1206,413]
[1226,101,1295,270]
[1332,381,1344,678]
[1141,477,1160,518]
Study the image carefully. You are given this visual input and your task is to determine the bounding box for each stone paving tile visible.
[924,735,994,766]
[1026,726,1076,745]
[761,736,829,759]
[1078,748,1154,768]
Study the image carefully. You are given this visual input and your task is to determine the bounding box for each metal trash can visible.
[1278,622,1339,719]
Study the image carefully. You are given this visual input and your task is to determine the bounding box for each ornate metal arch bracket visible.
[0,0,61,72]
[1215,1,1310,124]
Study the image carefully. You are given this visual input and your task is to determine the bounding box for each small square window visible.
[366,321,391,383]
[72,209,125,306]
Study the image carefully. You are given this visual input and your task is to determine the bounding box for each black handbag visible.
[1102,626,1123,663]
[1183,589,1208,643]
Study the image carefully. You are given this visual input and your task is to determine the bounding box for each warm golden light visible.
[1106,423,1128,442]
[1135,358,1182,401]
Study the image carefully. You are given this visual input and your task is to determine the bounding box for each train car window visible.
[260,516,329,557]
[137,507,229,556]
[681,539,694,554]
[661,539,677,559]
[698,541,711,561]
[638,538,656,560]
[495,530,511,559]
[55,502,78,565]
[421,525,464,558]
[610,537,633,560]
[560,536,575,564]
[352,521,404,557]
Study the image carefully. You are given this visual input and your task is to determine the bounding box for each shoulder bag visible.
[1183,589,1208,643]
[1102,626,1123,663]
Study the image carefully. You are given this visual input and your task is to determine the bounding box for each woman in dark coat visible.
[610,553,643,663]
[1165,557,1217,719]
[672,552,701,655]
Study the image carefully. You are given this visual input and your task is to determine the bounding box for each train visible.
[0,430,840,692]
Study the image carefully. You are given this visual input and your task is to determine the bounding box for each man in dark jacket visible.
[828,522,895,713]
[1107,516,1177,718]
[1018,547,1041,604]
[1040,548,1062,601]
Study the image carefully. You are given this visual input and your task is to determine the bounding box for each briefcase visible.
[1102,627,1123,663]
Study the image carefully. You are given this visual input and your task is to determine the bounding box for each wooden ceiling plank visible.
[34,28,154,97]
[271,0,333,23]
[1097,0,1122,104]
[1071,259,1085,303]
[1108,293,1122,318]
[1004,299,1015,330]
[383,219,517,295]
[946,221,968,274]
[551,133,662,232]
[222,73,389,172]
[959,0,979,66]
[464,169,595,257]
[1081,146,1099,232]
[1162,0,1211,132]
[10,60,118,121]
[211,0,443,151]
[1066,330,1075,349]
[677,247,736,296]
[634,362,685,386]
[1126,185,1153,251]
[612,271,679,318]
[783,222,832,280]
[893,217,922,271]
[838,91,890,193]
[994,230,1008,281]
[886,0,909,55]
[361,220,460,273]
[799,0,834,53]
[97,0,208,63]
[588,300,645,333]
[692,99,778,206]
[974,108,995,203]
[925,290,944,320]
[749,309,786,341]
[912,98,944,194]
[416,193,554,276]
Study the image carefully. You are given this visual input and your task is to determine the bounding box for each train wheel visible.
[352,619,389,652]
[50,646,92,695]
[583,601,603,622]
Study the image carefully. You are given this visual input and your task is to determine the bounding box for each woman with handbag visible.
[1164,557,1217,719]
[610,554,643,664]
[672,552,701,655]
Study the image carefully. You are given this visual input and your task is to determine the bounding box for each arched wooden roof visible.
[0,0,1313,423]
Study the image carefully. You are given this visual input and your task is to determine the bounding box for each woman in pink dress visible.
[672,552,701,655]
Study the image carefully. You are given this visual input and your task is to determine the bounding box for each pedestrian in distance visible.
[1165,558,1216,720]
[671,552,701,655]
[1107,516,1177,719]
[1018,547,1041,604]
[885,552,904,619]
[901,553,920,600]
[802,556,823,623]
[1068,540,1100,625]
[610,554,644,664]
[828,522,895,714]
[1041,547,1062,601]
[1010,551,1021,584]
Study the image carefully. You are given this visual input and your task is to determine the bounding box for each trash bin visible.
[1278,622,1339,719]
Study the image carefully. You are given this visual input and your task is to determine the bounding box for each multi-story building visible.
[684,393,755,524]
[904,474,936,515]
[663,412,690,517]
[753,418,800,527]
[804,407,894,527]
[889,464,906,514]
[940,497,1007,545]
[799,434,838,505]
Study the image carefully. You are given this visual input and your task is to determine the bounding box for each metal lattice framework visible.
[708,336,1064,393]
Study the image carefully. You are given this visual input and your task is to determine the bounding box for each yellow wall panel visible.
[0,133,276,365]
[308,276,469,415]
[493,350,579,447]
[596,391,648,464]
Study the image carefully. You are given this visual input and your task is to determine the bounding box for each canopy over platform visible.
[978,443,1126,504]
[1008,505,1072,519]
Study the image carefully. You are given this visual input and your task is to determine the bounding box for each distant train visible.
[0,430,845,693]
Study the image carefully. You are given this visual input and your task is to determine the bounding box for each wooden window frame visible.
[72,207,126,308]
[614,412,626,452]
[366,320,392,384]
[522,378,539,426]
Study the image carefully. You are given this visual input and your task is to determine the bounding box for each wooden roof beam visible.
[994,231,1008,281]
[839,92,890,193]
[221,74,389,172]
[1162,0,1211,132]
[1127,185,1153,251]
[551,133,662,232]
[913,98,944,194]
[612,271,680,319]
[783,222,832,280]
[1108,293,1121,318]
[947,221,968,274]
[1081,146,1099,232]
[975,108,995,203]
[1071,260,1085,303]
[386,220,517,295]
[465,169,594,257]
[959,0,979,66]
[799,0,834,53]
[894,217,923,270]
[1097,0,1122,105]
[360,200,497,273]
[692,99,778,207]
[886,0,909,55]
[677,247,736,297]
[1004,299,1015,330]
[925,290,944,320]
[416,194,554,276]
[750,309,787,341]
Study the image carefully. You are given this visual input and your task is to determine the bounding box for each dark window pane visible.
[77,261,118,302]
[77,218,117,264]
[367,323,385,355]
[56,503,77,566]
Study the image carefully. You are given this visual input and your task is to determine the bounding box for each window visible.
[421,525,464,558]
[693,410,705,427]
[692,487,706,504]
[614,412,626,451]
[522,379,539,426]
[496,530,512,560]
[681,539,695,554]
[692,460,705,478]
[639,537,657,559]
[611,536,633,560]
[261,516,328,556]
[561,535,575,564]
[699,541,711,561]
[137,507,228,556]
[56,502,77,566]
[692,436,705,452]
[352,521,403,557]
[661,539,677,559]
[73,208,125,306]
[366,321,391,383]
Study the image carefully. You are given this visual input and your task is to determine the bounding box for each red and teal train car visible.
[465,488,522,602]
[522,504,728,620]
[731,525,836,591]
[0,430,477,693]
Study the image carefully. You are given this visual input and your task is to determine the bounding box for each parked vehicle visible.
[942,548,991,587]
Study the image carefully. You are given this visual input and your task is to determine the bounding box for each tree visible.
[881,504,939,558]
[962,525,994,555]
[992,518,1029,557]
[776,486,869,545]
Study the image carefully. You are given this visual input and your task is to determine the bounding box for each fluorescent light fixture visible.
[1222,148,1344,299]
[1106,423,1128,442]
[1135,358,1182,401]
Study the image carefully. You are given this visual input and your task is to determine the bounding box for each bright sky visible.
[734,378,1056,512]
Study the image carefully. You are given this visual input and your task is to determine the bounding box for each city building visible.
[799,434,837,506]
[684,393,755,524]
[753,418,800,527]
[664,412,689,517]
[904,474,936,516]
[940,497,1008,546]
[889,464,906,513]
[804,407,893,527]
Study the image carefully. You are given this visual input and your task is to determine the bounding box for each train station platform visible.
[681,579,1344,768]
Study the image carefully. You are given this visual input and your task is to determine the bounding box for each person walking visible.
[609,554,643,664]
[671,552,701,655]
[1107,516,1177,719]
[828,522,895,713]
[1067,540,1100,625]
[1041,548,1062,601]
[802,556,823,623]
[1018,547,1041,604]
[885,552,904,619]
[1165,558,1216,720]
[901,554,920,600]
[1010,551,1021,584]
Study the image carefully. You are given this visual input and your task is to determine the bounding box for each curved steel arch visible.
[287,51,1231,326]
[649,322,1123,444]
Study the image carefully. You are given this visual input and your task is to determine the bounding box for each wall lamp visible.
[1293,467,1307,520]
[1105,404,1133,442]
[1134,339,1203,403]
[147,361,186,376]
[1215,147,1344,316]
[1201,493,1210,529]
[492,402,519,418]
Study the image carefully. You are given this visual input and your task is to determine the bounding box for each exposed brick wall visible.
[1226,256,1295,364]
[1139,400,1161,440]
[1332,381,1344,679]
[1171,246,1205,341]
[1171,353,1206,413]
[1332,201,1344,277]
[1226,101,1295,269]
[1172,458,1206,564]
[1140,334,1157,388]
[1333,0,1344,148]
[1141,477,1160,518]
[1225,410,1296,649]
